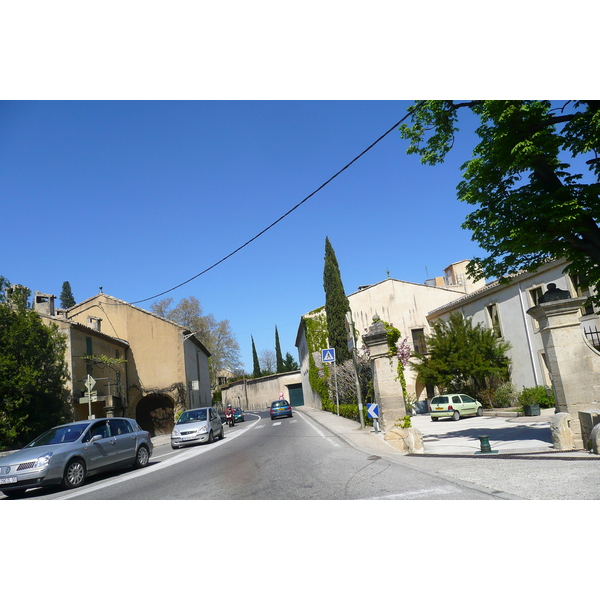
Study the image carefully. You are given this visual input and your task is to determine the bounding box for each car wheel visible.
[477,407,483,417]
[452,410,460,421]
[431,417,438,422]
[135,445,150,468]
[63,458,86,489]
[220,426,225,440]
[208,431,214,444]
[171,442,180,450]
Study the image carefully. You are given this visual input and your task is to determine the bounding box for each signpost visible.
[321,348,340,415]
[85,374,96,419]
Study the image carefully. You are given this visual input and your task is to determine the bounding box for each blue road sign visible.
[322,348,336,363]
[367,403,379,419]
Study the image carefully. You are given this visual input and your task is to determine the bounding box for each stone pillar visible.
[527,297,600,449]
[362,315,405,431]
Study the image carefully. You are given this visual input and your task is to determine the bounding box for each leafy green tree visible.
[0,297,69,449]
[275,326,284,373]
[251,336,261,378]
[400,101,600,297]
[282,352,299,372]
[411,312,511,396]
[60,281,76,309]
[323,237,352,363]
[150,296,242,385]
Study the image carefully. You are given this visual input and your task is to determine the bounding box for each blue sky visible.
[1,100,486,370]
[0,5,592,373]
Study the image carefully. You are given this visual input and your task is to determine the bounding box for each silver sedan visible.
[0,417,153,498]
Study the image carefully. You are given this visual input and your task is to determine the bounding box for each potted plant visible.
[518,386,550,416]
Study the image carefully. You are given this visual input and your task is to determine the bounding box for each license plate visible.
[435,407,444,410]
[0,477,18,484]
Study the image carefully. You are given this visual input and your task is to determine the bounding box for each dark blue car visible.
[270,400,292,420]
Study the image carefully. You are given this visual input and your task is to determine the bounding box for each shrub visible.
[518,385,554,408]
[494,382,519,407]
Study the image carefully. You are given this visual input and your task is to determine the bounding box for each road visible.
[13,410,511,500]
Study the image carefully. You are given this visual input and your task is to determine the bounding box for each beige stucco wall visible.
[221,371,302,410]
[67,294,211,412]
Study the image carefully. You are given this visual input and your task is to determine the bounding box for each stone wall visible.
[221,371,302,410]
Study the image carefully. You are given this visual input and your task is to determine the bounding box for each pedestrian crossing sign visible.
[321,348,336,363]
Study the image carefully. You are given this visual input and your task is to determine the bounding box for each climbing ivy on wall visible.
[302,309,330,403]
[379,319,409,399]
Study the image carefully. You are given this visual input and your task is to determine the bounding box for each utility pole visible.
[346,311,365,428]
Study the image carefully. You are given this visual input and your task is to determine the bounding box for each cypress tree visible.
[60,281,76,309]
[251,336,261,378]
[323,237,352,363]
[275,326,284,373]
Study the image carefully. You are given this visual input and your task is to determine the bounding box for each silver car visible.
[0,417,153,498]
[171,407,224,449]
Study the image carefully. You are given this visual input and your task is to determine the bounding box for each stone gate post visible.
[362,315,405,431]
[527,296,600,449]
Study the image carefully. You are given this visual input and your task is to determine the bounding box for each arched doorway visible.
[136,393,175,437]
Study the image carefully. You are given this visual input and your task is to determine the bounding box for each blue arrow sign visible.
[367,403,379,419]
[321,348,336,363]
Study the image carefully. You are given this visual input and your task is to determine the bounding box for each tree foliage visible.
[275,326,284,373]
[400,101,600,296]
[60,281,76,309]
[323,237,352,363]
[282,352,299,372]
[150,296,242,385]
[411,312,511,396]
[251,336,261,378]
[0,290,70,450]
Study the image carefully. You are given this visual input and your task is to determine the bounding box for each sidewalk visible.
[295,405,600,500]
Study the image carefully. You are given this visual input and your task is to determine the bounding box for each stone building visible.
[295,261,486,409]
[35,291,211,436]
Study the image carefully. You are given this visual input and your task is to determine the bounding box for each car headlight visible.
[198,426,208,434]
[34,452,53,468]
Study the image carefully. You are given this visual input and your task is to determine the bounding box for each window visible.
[529,287,543,306]
[569,274,595,316]
[109,419,133,436]
[486,303,503,338]
[411,328,427,354]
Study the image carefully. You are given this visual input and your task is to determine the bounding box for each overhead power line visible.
[131,102,424,305]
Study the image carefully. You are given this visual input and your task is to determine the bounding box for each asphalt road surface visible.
[12,410,511,500]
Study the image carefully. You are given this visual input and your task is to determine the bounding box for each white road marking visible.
[59,416,261,499]
[295,411,339,447]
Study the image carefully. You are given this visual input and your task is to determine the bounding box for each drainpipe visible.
[518,282,541,385]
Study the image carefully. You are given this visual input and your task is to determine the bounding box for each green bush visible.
[494,382,518,407]
[518,385,554,408]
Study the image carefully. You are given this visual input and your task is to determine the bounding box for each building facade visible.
[36,292,212,436]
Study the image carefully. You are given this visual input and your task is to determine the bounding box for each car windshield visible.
[178,409,208,424]
[26,423,89,447]
[272,401,288,408]
[430,397,448,405]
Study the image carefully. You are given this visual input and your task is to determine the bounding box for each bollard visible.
[475,435,498,454]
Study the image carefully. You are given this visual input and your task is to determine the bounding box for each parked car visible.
[171,407,224,449]
[270,400,293,420]
[234,407,245,423]
[430,394,484,421]
[0,417,153,498]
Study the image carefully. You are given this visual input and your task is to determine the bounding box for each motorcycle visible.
[226,412,235,427]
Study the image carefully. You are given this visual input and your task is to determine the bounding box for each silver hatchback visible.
[0,417,153,498]
[171,407,225,449]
